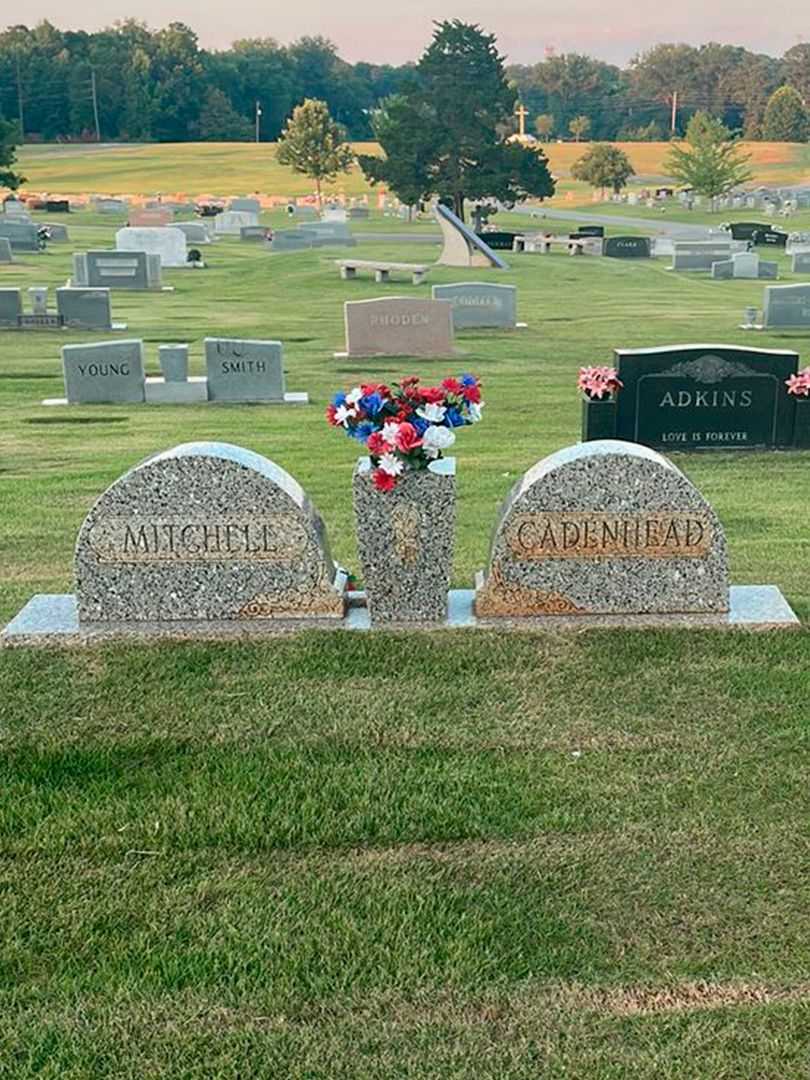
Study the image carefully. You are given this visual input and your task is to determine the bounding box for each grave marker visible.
[56,287,115,330]
[62,340,146,404]
[204,338,286,402]
[604,236,651,258]
[763,284,810,329]
[341,297,455,357]
[73,250,165,290]
[116,227,188,268]
[431,282,518,329]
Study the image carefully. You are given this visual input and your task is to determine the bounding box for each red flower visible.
[393,422,422,453]
[394,405,415,422]
[367,431,388,456]
[325,404,341,426]
[461,383,481,404]
[373,468,397,491]
[361,382,391,399]
[419,385,445,404]
[441,377,463,396]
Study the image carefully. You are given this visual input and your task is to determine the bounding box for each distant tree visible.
[761,85,808,142]
[535,113,554,141]
[665,111,753,197]
[571,143,635,194]
[194,88,252,141]
[782,43,810,104]
[358,21,555,221]
[0,117,24,190]
[617,120,666,141]
[569,115,591,141]
[276,98,354,205]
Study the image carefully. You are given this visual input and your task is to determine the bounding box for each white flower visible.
[417,403,446,423]
[381,421,401,445]
[334,404,356,427]
[378,452,403,476]
[346,387,363,406]
[421,425,456,459]
[468,401,484,423]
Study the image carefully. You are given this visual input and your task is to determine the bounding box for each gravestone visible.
[73,250,164,290]
[214,211,259,236]
[95,198,128,213]
[763,284,810,329]
[572,225,604,238]
[711,252,778,280]
[270,229,315,252]
[434,203,509,269]
[672,241,734,271]
[116,227,188,268]
[0,220,40,251]
[431,282,518,330]
[727,222,768,241]
[172,221,211,244]
[56,287,114,330]
[240,226,269,242]
[129,208,173,227]
[342,297,455,357]
[0,288,23,326]
[347,207,369,220]
[45,200,70,213]
[299,222,356,246]
[0,237,13,263]
[46,223,69,242]
[159,344,188,382]
[204,338,286,402]
[755,229,788,248]
[475,441,728,618]
[62,340,145,404]
[792,251,810,273]
[322,207,347,223]
[607,344,799,450]
[73,442,346,625]
[230,198,261,214]
[604,236,651,258]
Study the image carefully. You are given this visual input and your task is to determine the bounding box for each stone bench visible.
[336,259,430,285]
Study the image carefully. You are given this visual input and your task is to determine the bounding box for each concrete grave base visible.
[1,585,799,647]
[42,388,309,407]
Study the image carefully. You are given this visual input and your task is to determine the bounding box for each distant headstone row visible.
[0,286,123,331]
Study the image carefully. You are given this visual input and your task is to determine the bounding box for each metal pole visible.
[671,90,678,135]
[91,69,101,142]
[255,100,262,143]
[15,52,25,142]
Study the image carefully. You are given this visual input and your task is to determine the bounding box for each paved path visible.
[534,208,720,239]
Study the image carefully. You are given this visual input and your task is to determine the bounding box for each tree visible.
[571,143,635,194]
[359,21,554,220]
[569,115,590,141]
[761,85,808,142]
[194,88,252,140]
[783,43,810,104]
[0,116,24,190]
[665,111,753,198]
[535,113,554,141]
[276,98,354,205]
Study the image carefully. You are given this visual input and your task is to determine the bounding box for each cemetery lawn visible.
[2,209,810,1078]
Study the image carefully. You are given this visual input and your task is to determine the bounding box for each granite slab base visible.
[1,585,799,647]
[42,389,310,407]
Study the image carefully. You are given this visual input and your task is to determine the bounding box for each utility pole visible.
[15,51,24,142]
[90,69,101,143]
[670,90,679,136]
[255,100,262,143]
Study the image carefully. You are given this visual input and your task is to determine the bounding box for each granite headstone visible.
[343,297,455,357]
[204,338,286,402]
[431,282,518,329]
[62,340,146,404]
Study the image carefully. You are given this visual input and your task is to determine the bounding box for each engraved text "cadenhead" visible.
[506,512,712,560]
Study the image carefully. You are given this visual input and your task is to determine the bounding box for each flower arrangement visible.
[786,368,810,397]
[326,374,484,491]
[578,366,623,400]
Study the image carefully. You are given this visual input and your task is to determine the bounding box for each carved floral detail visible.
[665,354,758,384]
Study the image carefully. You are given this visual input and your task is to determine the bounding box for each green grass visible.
[1,204,810,1078]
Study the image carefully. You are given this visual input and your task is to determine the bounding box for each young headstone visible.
[341,297,455,358]
[0,220,40,251]
[792,251,810,274]
[214,211,259,236]
[230,198,261,214]
[172,221,211,244]
[434,203,509,269]
[205,338,286,402]
[609,344,799,450]
[604,236,652,258]
[0,288,23,326]
[73,250,165,291]
[56,287,116,330]
[0,237,13,263]
[711,252,778,280]
[431,282,519,330]
[763,284,810,329]
[671,241,734,271]
[61,340,146,404]
[116,227,188,268]
[475,440,729,618]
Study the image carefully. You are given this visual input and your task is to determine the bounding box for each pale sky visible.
[6,0,808,65]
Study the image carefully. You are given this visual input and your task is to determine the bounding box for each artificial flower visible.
[378,452,404,476]
[373,469,397,491]
[417,402,446,423]
[393,422,422,453]
[419,386,446,405]
[786,368,810,397]
[422,425,456,459]
[366,431,388,456]
[381,421,401,445]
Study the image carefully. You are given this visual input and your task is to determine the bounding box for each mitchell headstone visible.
[62,340,146,404]
[612,344,799,450]
[116,227,188,268]
[342,297,455,358]
[74,442,346,623]
[763,284,810,329]
[475,440,729,618]
[56,287,114,330]
[73,250,164,290]
[204,338,286,402]
[431,282,518,329]
[604,236,652,259]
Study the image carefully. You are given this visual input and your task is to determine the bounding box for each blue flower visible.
[412,417,430,435]
[359,392,384,417]
[332,391,347,407]
[350,420,377,442]
[445,407,465,428]
[460,374,477,387]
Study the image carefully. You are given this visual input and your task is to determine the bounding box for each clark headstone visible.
[431,282,518,330]
[604,236,652,259]
[343,297,455,358]
[475,440,728,618]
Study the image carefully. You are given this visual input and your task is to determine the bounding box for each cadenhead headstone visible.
[431,282,517,329]
[763,284,810,328]
[74,442,345,623]
[62,340,145,404]
[475,440,729,617]
[613,344,798,450]
[116,227,188,268]
[343,297,455,357]
[56,287,113,330]
[204,338,286,402]
[604,236,652,258]
[0,288,23,326]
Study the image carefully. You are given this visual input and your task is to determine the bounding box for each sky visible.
[6,0,808,65]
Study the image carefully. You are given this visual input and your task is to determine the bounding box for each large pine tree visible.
[0,117,24,191]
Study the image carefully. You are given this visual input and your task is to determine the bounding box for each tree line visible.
[1,22,810,144]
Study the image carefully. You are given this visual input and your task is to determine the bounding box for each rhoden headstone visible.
[62,340,145,404]
[475,440,729,618]
[116,227,188,268]
[614,344,798,450]
[432,282,518,330]
[604,236,651,258]
[0,288,22,326]
[0,237,13,263]
[0,220,39,251]
[56,287,113,329]
[343,297,455,357]
[204,338,286,402]
[763,284,810,329]
[74,250,163,290]
[74,442,346,623]
[672,241,733,271]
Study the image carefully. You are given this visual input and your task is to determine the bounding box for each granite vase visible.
[352,456,456,625]
[795,397,810,448]
[581,393,618,441]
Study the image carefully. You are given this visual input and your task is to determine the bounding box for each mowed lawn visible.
[1,206,810,1077]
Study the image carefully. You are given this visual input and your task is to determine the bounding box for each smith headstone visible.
[431,282,517,329]
[204,338,286,402]
[343,297,455,357]
[62,340,145,404]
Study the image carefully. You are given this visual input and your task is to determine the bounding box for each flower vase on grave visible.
[794,398,810,448]
[352,456,456,625]
[581,394,618,441]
